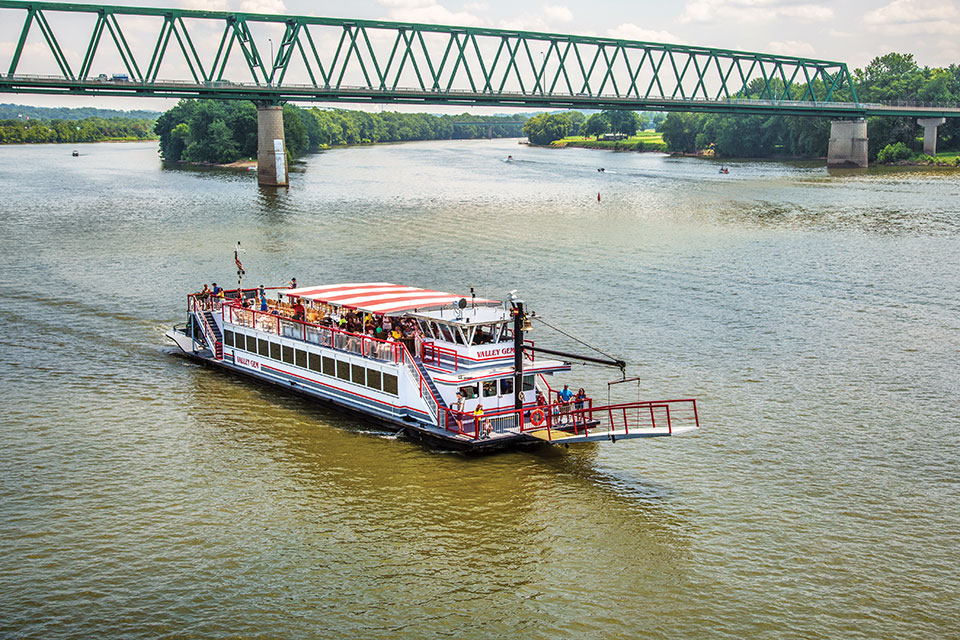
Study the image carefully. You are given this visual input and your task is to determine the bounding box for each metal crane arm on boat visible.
[523,345,626,373]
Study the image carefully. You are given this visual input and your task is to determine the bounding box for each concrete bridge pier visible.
[827,119,869,168]
[257,103,288,187]
[918,117,946,156]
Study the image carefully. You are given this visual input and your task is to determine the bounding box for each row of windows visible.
[224,329,398,395]
[458,375,534,400]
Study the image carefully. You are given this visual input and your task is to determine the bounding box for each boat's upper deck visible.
[197,283,567,377]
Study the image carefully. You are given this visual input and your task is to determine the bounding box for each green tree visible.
[522,113,571,144]
[660,112,703,153]
[583,113,609,139]
[603,110,640,136]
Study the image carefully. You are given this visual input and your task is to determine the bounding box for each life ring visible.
[530,409,546,427]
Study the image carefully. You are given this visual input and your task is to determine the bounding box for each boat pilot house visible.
[168,282,699,451]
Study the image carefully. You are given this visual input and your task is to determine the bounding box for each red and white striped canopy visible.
[285,282,499,315]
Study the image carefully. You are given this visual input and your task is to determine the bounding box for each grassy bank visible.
[549,131,667,152]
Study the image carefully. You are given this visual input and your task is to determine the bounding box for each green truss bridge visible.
[2,0,958,183]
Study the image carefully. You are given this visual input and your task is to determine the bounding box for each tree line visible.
[154,100,527,164]
[659,53,960,160]
[0,117,156,144]
[522,110,666,144]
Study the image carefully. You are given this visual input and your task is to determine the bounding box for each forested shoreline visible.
[154,101,527,164]
[522,53,960,163]
[0,117,156,144]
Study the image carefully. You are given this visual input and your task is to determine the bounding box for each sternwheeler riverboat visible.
[166,282,699,451]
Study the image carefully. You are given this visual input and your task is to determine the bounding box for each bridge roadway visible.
[1,0,958,180]
[4,73,960,119]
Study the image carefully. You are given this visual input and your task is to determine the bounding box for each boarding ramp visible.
[523,399,700,444]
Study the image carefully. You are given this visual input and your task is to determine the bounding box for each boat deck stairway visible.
[201,310,224,360]
[412,357,448,411]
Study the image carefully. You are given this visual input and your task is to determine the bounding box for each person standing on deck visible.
[558,384,574,424]
[454,391,466,431]
[473,403,484,434]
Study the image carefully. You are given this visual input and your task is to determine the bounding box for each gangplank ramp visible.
[522,399,700,444]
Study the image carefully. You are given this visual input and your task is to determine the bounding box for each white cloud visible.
[606,23,684,44]
[541,4,574,23]
[680,0,834,24]
[240,0,287,13]
[766,39,816,56]
[862,0,960,35]
[377,0,486,25]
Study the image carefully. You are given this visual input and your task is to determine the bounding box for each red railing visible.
[421,341,459,370]
[188,295,223,359]
[398,344,442,423]
[438,397,698,442]
[221,299,405,364]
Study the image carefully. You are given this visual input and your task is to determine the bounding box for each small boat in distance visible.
[166,282,699,451]
[72,150,79,157]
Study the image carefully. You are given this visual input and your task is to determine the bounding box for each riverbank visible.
[548,132,667,152]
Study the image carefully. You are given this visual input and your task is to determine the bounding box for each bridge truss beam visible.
[0,0,867,115]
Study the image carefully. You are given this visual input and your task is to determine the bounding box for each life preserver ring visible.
[530,409,546,426]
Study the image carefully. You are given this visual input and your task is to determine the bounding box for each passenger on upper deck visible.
[292,300,305,321]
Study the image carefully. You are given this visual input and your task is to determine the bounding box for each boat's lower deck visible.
[167,334,537,452]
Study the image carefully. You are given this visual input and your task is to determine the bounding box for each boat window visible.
[282,345,294,364]
[240,334,252,352]
[295,349,307,369]
[453,327,468,345]
[472,325,493,345]
[429,322,443,339]
[368,369,382,391]
[500,378,514,395]
[458,384,479,399]
[223,330,234,347]
[464,326,477,345]
[383,373,398,395]
[352,364,365,385]
[418,320,432,337]
[501,326,513,342]
[308,352,321,372]
[258,338,270,358]
[336,360,351,381]
[270,341,281,360]
[436,324,455,343]
[522,375,535,391]
[322,355,336,377]
[482,380,497,398]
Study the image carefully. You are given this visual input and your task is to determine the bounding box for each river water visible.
[1,139,958,639]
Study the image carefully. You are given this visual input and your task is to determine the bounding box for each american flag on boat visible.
[283,282,499,314]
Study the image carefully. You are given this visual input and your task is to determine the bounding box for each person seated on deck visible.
[481,419,493,439]
[292,300,306,322]
[241,295,251,309]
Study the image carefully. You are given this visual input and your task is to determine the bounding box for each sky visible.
[1,0,958,112]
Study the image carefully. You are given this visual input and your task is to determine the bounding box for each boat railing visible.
[421,341,459,370]
[222,300,405,364]
[524,398,700,442]
[438,396,697,441]
[398,345,441,423]
[188,296,223,359]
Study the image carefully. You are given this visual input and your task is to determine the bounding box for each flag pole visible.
[235,241,245,295]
